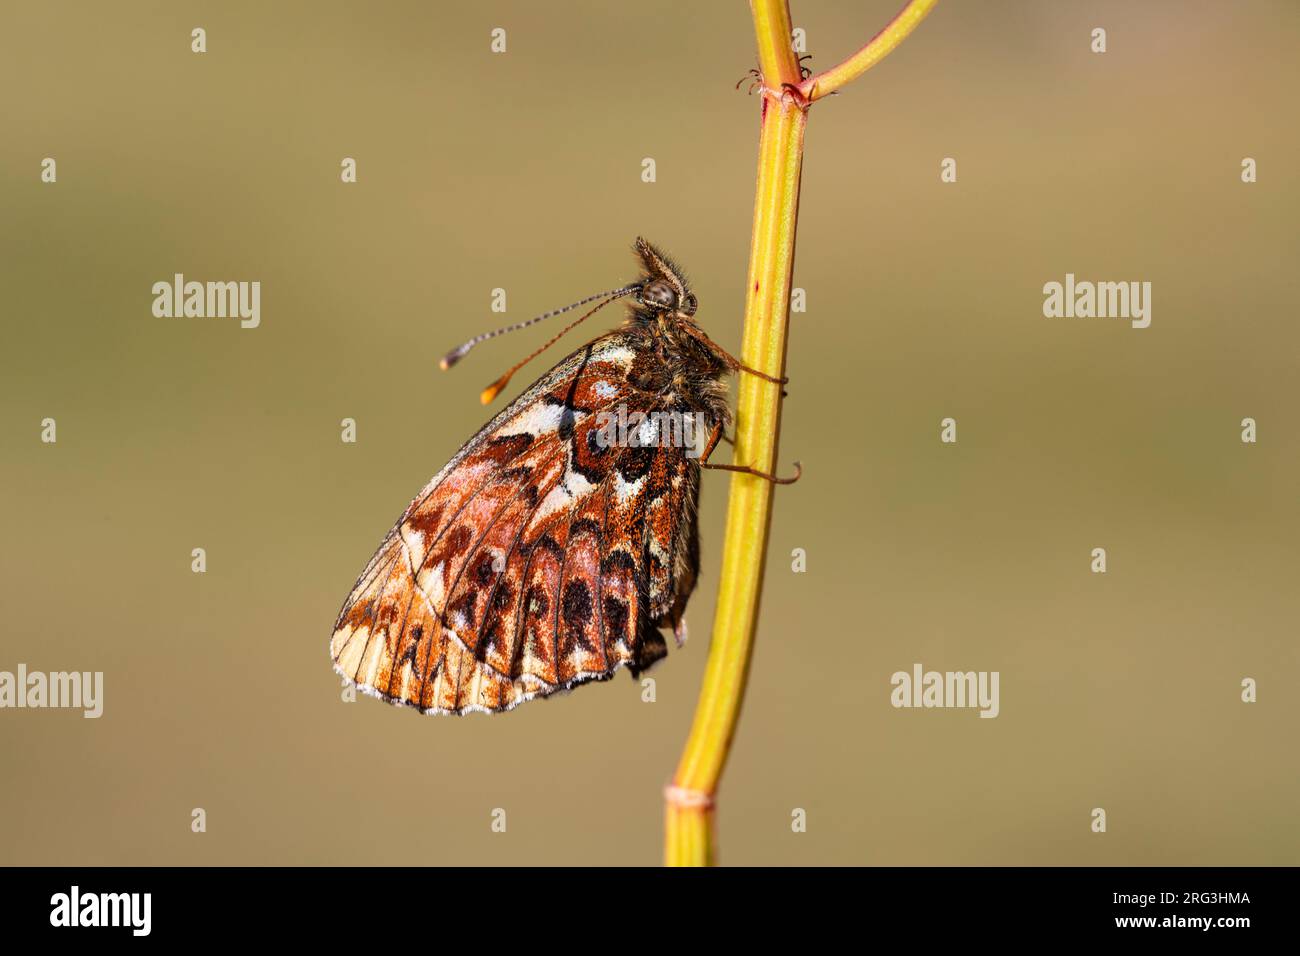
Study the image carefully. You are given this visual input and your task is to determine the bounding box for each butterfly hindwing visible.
[330,331,705,715]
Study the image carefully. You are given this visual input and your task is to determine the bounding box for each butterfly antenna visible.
[470,289,640,405]
[439,285,641,372]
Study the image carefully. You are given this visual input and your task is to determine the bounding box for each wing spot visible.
[472,552,496,587]
[603,596,629,642]
[563,580,593,632]
[526,586,549,618]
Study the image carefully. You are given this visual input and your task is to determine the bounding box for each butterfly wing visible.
[330,331,704,715]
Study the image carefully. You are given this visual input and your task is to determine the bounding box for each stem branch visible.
[799,0,939,103]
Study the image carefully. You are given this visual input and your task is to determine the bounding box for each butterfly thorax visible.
[618,312,732,431]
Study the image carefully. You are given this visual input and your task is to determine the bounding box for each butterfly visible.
[329,238,798,715]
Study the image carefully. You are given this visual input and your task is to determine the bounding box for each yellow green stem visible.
[664,0,936,867]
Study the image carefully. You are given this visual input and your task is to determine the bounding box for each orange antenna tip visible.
[480,376,510,405]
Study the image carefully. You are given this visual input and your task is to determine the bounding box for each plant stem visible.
[664,0,935,867]
[664,0,802,867]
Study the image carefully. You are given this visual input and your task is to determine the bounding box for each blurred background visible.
[1,1,1297,866]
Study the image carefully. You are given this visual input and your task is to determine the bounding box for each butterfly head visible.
[633,237,698,318]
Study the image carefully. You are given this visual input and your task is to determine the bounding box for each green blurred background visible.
[1,1,1296,865]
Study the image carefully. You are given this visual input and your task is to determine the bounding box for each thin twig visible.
[799,0,939,103]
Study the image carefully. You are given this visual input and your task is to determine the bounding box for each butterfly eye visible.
[639,279,678,311]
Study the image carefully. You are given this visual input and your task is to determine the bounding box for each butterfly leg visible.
[699,423,802,485]
[732,359,788,386]
[679,324,790,387]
